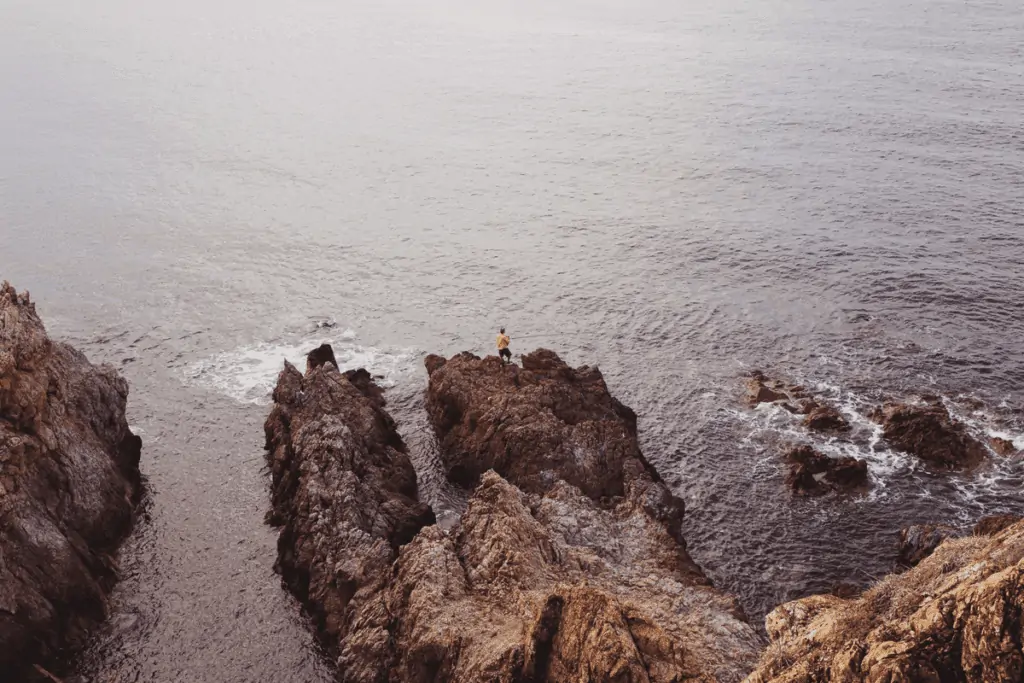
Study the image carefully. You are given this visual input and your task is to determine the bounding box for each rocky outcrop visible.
[875,400,987,468]
[263,356,435,677]
[896,523,958,568]
[747,519,1024,683]
[784,445,867,496]
[989,437,1018,456]
[423,350,688,544]
[0,282,142,680]
[802,404,850,432]
[267,348,764,682]
[974,514,1023,537]
[388,471,762,683]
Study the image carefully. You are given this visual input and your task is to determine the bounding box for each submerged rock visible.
[876,400,987,468]
[802,404,850,432]
[989,436,1018,456]
[747,519,1024,683]
[784,445,867,495]
[267,347,763,681]
[0,282,142,679]
[896,523,958,568]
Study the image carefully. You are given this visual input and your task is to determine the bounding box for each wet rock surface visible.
[989,436,1018,456]
[747,520,1024,683]
[875,399,987,468]
[896,523,958,568]
[784,445,867,496]
[0,283,142,680]
[267,348,764,682]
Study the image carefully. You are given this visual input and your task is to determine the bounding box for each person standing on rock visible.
[497,327,512,365]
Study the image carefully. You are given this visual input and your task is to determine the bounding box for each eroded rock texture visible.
[875,400,987,468]
[747,520,1024,683]
[0,282,142,679]
[267,348,763,682]
[423,350,689,545]
[264,359,435,679]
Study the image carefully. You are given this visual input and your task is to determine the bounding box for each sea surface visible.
[2,0,1023,679]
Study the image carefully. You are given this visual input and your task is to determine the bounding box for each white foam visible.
[186,334,416,405]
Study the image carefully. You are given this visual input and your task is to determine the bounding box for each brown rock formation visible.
[0,283,142,680]
[267,348,764,682]
[974,514,1023,537]
[875,400,986,468]
[388,471,762,683]
[423,350,688,544]
[263,359,435,678]
[802,404,850,432]
[746,520,1024,683]
[896,523,958,568]
[989,436,1018,456]
[784,445,867,495]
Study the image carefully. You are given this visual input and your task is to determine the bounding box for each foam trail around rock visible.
[185,332,416,404]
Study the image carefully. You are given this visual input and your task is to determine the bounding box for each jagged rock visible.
[896,523,958,568]
[784,445,867,495]
[876,400,987,468]
[305,342,338,373]
[387,471,763,683]
[423,349,689,544]
[746,374,788,406]
[746,520,1024,683]
[974,514,1022,536]
[268,348,764,681]
[0,282,142,680]
[989,437,1018,456]
[802,404,850,432]
[263,360,435,678]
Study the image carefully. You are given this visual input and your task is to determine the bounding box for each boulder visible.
[896,523,958,568]
[423,349,688,543]
[802,404,850,432]
[989,437,1018,456]
[263,360,435,676]
[0,282,142,680]
[305,342,338,373]
[746,520,1024,683]
[875,400,987,468]
[784,445,867,495]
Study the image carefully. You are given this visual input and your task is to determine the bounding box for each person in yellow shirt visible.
[496,327,512,365]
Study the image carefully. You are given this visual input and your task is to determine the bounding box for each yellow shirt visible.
[497,334,510,350]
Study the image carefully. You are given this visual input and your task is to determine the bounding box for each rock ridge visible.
[0,282,142,680]
[265,347,763,682]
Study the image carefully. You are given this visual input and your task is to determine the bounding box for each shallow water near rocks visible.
[2,0,1024,678]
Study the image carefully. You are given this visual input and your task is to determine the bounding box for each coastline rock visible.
[896,523,958,568]
[974,514,1023,537]
[0,282,142,679]
[989,436,1018,456]
[305,342,338,373]
[263,360,435,677]
[388,471,763,683]
[423,349,689,544]
[784,445,867,495]
[746,372,789,406]
[802,404,850,432]
[268,348,764,681]
[876,400,987,468]
[746,520,1024,683]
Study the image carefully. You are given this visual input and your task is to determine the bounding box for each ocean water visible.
[2,0,1023,678]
